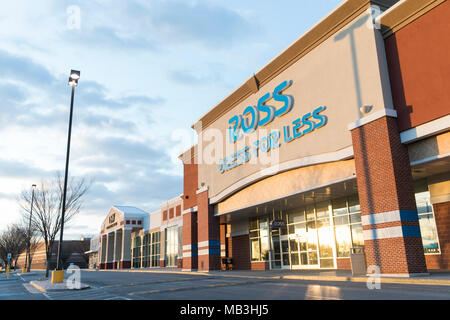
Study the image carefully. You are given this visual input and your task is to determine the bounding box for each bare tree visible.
[19,173,91,277]
[0,224,28,270]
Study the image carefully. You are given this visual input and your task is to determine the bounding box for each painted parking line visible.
[128,280,273,296]
[23,283,44,294]
[0,292,25,297]
[43,287,130,301]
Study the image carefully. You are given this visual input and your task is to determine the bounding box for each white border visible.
[400,115,450,144]
[347,108,398,131]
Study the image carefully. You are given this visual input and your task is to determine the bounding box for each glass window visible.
[332,196,364,257]
[335,224,352,257]
[306,206,315,221]
[351,224,364,248]
[132,236,142,268]
[415,190,440,254]
[249,216,269,262]
[316,202,329,219]
[289,210,305,224]
[251,239,260,261]
[332,198,347,216]
[165,226,178,267]
[348,195,360,213]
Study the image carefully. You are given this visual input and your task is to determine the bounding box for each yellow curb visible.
[29,281,47,293]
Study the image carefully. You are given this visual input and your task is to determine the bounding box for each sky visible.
[0,0,343,240]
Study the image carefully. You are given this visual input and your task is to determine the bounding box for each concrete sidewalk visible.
[29,279,90,293]
[87,268,450,286]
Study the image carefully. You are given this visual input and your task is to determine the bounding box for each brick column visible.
[182,210,198,270]
[349,109,427,276]
[197,188,220,271]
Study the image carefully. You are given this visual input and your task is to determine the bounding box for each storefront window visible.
[415,190,440,254]
[150,231,161,267]
[165,226,178,267]
[132,236,141,268]
[142,233,150,268]
[249,217,269,261]
[332,195,363,258]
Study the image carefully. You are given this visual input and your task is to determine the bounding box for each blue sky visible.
[0,0,342,239]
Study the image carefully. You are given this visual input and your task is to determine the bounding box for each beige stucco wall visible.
[217,159,356,215]
[101,207,124,234]
[428,172,450,204]
[198,11,393,201]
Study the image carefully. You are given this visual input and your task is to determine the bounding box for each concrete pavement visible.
[86,267,450,286]
[1,269,449,300]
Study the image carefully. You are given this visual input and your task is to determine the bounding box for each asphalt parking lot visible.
[1,269,449,300]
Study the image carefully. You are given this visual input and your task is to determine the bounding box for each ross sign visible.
[228,80,294,143]
[219,80,329,174]
[270,220,287,229]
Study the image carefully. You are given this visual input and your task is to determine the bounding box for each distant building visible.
[85,237,100,269]
[16,239,90,270]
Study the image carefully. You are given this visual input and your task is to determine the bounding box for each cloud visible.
[0,47,181,234]
[65,26,159,51]
[0,158,51,179]
[60,0,257,51]
[168,69,223,86]
[145,0,256,47]
[0,50,55,89]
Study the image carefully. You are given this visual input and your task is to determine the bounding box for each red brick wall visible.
[183,162,198,210]
[182,211,198,270]
[336,258,351,270]
[230,235,250,270]
[197,190,220,271]
[385,1,450,131]
[251,262,269,270]
[176,205,181,217]
[169,208,174,219]
[163,210,167,221]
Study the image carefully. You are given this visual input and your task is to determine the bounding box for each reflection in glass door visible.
[288,220,319,269]
[281,236,290,269]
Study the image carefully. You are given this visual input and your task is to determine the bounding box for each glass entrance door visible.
[289,221,319,269]
[280,236,290,269]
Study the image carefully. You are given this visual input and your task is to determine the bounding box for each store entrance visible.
[288,221,319,269]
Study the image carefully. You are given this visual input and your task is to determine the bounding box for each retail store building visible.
[99,0,450,276]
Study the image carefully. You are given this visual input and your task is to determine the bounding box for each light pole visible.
[56,70,80,272]
[24,184,36,273]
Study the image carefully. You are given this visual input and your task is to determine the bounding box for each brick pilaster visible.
[182,211,198,270]
[350,112,427,275]
[197,189,221,271]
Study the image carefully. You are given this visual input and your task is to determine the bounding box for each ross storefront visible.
[96,0,449,276]
[178,0,450,276]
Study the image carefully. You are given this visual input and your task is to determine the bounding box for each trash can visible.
[350,247,366,276]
